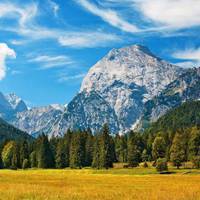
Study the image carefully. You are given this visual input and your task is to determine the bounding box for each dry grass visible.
[0,168,199,200]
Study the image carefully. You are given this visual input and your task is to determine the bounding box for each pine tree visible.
[188,126,200,159]
[63,129,72,167]
[85,130,94,166]
[99,124,114,169]
[69,131,83,169]
[92,134,101,169]
[170,132,186,169]
[127,131,141,167]
[152,136,166,160]
[55,140,66,169]
[19,140,29,168]
[37,134,54,168]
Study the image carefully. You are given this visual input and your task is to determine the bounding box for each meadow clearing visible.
[0,166,199,200]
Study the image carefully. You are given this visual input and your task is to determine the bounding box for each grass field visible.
[0,167,200,200]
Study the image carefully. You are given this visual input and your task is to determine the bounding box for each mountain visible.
[0,117,32,143]
[144,100,200,134]
[11,104,65,138]
[80,44,182,132]
[59,91,120,134]
[138,67,200,130]
[0,92,27,121]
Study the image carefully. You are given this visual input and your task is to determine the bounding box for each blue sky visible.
[0,0,200,107]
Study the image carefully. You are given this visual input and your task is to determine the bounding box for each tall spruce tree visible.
[19,140,29,168]
[37,134,54,168]
[99,124,113,169]
[85,130,94,166]
[63,129,72,167]
[55,139,66,169]
[92,134,101,169]
[127,131,141,167]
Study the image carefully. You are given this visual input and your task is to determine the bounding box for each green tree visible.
[152,136,166,160]
[127,131,141,167]
[99,124,114,169]
[156,158,168,172]
[92,134,101,169]
[37,134,54,168]
[1,141,18,168]
[63,129,72,167]
[55,140,66,169]
[170,132,186,169]
[19,140,29,168]
[85,130,94,166]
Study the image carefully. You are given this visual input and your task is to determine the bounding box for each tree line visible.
[0,124,199,170]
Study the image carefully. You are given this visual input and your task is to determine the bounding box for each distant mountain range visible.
[0,44,199,137]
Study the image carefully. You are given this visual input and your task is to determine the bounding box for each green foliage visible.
[55,140,66,169]
[152,136,166,160]
[37,134,54,168]
[156,158,168,172]
[127,131,142,167]
[170,132,186,169]
[192,156,200,169]
[1,141,18,168]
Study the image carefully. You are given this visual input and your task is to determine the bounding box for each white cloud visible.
[134,0,200,30]
[0,43,16,80]
[0,2,121,48]
[29,55,74,69]
[58,73,86,82]
[76,0,140,33]
[172,47,200,68]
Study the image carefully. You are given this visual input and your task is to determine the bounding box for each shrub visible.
[156,158,168,172]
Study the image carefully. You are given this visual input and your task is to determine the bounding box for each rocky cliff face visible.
[138,67,200,130]
[80,45,182,132]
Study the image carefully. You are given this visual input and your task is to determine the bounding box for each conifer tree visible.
[30,151,37,168]
[19,140,29,168]
[92,134,101,169]
[99,124,114,169]
[55,140,66,169]
[63,129,72,167]
[127,131,141,167]
[69,132,83,168]
[85,130,94,166]
[170,132,186,169]
[37,134,54,168]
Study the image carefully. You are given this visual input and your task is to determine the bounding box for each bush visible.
[156,158,168,172]
[192,156,200,169]
[22,159,29,169]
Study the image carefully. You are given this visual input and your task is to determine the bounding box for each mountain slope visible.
[145,100,200,134]
[80,44,182,132]
[139,68,200,130]
[11,105,64,138]
[0,117,32,143]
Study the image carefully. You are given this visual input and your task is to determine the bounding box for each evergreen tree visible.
[152,136,166,160]
[99,124,113,169]
[69,131,83,168]
[92,134,101,169]
[188,126,200,159]
[127,131,141,167]
[55,140,66,169]
[85,130,94,166]
[19,140,29,168]
[170,132,186,169]
[63,129,72,167]
[37,134,54,168]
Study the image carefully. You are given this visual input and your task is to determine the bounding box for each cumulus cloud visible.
[172,47,200,68]
[134,0,200,30]
[0,43,16,80]
[76,0,140,33]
